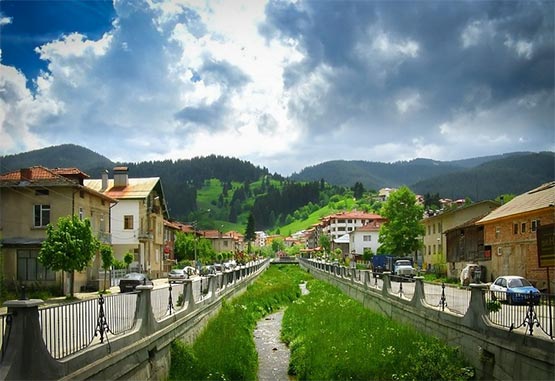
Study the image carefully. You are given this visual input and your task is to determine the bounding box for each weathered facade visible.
[0,166,115,293]
[422,200,500,277]
[477,182,555,291]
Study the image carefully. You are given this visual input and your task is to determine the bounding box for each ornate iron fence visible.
[485,290,554,340]
[39,292,138,359]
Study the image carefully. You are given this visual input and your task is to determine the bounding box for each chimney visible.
[113,166,129,187]
[20,168,32,181]
[101,170,109,191]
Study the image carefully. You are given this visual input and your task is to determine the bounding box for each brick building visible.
[476,182,555,291]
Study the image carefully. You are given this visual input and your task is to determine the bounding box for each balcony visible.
[97,231,112,244]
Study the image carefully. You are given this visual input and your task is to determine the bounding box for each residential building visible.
[163,219,181,272]
[476,182,555,291]
[0,166,116,293]
[422,200,499,276]
[349,220,383,257]
[85,167,169,278]
[378,188,397,201]
[321,211,386,240]
[444,214,490,281]
[254,231,267,247]
[201,230,236,253]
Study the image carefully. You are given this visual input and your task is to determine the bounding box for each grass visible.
[277,205,335,235]
[169,265,310,381]
[282,279,474,381]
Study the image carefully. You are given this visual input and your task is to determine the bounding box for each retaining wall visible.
[0,259,269,381]
[300,258,554,381]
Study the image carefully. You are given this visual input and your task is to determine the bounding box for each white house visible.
[321,211,386,240]
[85,167,169,278]
[349,220,383,256]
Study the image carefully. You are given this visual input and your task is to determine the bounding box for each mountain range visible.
[1,144,553,218]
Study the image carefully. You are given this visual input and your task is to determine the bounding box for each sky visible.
[0,0,553,176]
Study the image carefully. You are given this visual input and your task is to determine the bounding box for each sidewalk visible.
[1,277,171,313]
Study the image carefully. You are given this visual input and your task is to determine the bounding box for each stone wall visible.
[0,260,269,381]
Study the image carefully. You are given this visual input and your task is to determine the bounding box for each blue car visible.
[490,276,541,305]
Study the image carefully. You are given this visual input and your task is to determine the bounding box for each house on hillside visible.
[349,220,383,258]
[201,229,236,253]
[85,167,169,278]
[321,211,386,241]
[421,200,500,277]
[476,182,555,291]
[0,166,116,293]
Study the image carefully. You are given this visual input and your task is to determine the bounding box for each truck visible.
[371,255,416,280]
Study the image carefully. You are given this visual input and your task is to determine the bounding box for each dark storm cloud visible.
[262,0,554,143]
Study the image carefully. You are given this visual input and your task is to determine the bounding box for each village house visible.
[476,182,555,291]
[349,220,383,258]
[163,219,181,272]
[321,211,386,241]
[85,167,169,278]
[0,166,116,293]
[201,229,236,253]
[421,200,500,277]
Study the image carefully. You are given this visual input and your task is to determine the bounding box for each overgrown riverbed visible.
[169,265,473,381]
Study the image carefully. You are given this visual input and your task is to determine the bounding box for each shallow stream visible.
[253,282,309,381]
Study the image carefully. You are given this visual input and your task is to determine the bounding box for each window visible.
[439,223,443,233]
[433,224,436,234]
[531,219,540,232]
[79,207,84,220]
[17,249,56,281]
[513,223,518,235]
[124,215,134,230]
[428,226,431,235]
[35,189,49,196]
[34,204,50,227]
[495,226,500,239]
[79,190,85,198]
[363,235,371,242]
[428,246,431,255]
[521,222,526,233]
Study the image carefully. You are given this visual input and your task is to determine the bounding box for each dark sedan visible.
[119,272,153,293]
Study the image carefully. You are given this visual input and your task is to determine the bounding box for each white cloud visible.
[0,16,12,26]
[460,19,497,48]
[504,35,534,59]
[395,91,422,115]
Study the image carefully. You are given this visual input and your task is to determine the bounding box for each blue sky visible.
[1,0,553,176]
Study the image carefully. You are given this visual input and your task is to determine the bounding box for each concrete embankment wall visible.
[0,260,269,381]
[300,259,554,381]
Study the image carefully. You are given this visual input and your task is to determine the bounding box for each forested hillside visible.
[411,152,555,200]
[2,145,552,232]
[291,159,466,189]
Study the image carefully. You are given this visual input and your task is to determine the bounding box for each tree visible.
[378,186,425,256]
[174,231,196,262]
[319,235,331,256]
[39,215,100,297]
[244,212,256,253]
[271,237,285,253]
[352,181,365,199]
[124,252,134,270]
[99,244,114,292]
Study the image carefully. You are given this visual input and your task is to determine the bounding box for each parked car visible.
[168,269,188,283]
[489,276,541,305]
[183,266,198,277]
[200,265,218,276]
[119,272,153,293]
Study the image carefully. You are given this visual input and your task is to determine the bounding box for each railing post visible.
[136,283,155,336]
[381,272,392,297]
[412,276,426,307]
[462,283,489,331]
[0,299,63,381]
